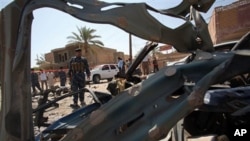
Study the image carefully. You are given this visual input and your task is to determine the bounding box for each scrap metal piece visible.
[0,0,248,141]
[12,0,214,69]
[163,0,215,17]
[62,33,250,141]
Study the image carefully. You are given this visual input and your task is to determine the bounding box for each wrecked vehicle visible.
[34,88,112,141]
[36,36,250,141]
[1,0,250,141]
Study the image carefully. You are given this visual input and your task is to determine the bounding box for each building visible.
[208,0,250,44]
[44,42,126,70]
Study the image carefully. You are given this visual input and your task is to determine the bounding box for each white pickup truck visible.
[87,64,119,84]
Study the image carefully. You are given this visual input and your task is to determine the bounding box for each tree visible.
[35,53,46,66]
[67,26,104,50]
[67,26,104,65]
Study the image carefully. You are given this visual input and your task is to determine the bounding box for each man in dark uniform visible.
[31,68,42,94]
[68,48,90,108]
[58,66,67,87]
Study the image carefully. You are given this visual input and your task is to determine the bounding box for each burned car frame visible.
[1,0,250,141]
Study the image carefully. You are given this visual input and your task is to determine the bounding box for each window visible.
[110,65,116,70]
[62,56,64,62]
[64,53,67,61]
[102,65,109,70]
[59,54,62,62]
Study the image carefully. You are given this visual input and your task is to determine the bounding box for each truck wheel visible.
[93,75,100,84]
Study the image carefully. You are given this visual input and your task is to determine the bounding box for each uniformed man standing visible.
[31,68,42,94]
[58,66,67,87]
[68,48,90,108]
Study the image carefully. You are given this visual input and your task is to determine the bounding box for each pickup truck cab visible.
[88,64,119,84]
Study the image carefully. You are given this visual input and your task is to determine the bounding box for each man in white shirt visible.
[40,69,48,90]
[47,71,55,89]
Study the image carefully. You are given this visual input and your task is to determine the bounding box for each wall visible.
[44,43,123,69]
[208,0,250,44]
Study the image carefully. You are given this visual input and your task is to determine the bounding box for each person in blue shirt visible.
[68,48,90,108]
[117,57,125,76]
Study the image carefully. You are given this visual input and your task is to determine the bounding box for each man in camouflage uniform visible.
[68,48,90,108]
[31,68,42,94]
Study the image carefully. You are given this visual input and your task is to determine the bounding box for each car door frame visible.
[109,64,119,77]
[101,64,112,79]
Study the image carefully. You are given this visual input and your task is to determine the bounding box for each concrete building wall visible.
[44,43,124,69]
[208,0,250,44]
[44,52,54,63]
[208,10,217,44]
[88,45,118,66]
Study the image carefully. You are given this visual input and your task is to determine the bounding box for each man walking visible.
[31,68,42,94]
[68,48,90,108]
[152,56,159,72]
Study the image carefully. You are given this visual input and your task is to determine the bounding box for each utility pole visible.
[129,33,132,59]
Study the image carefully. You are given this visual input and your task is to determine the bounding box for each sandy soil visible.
[32,80,111,135]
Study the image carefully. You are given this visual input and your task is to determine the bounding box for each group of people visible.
[31,48,90,108]
[31,67,67,93]
[117,55,159,76]
[31,47,160,109]
[142,55,159,75]
[117,57,133,77]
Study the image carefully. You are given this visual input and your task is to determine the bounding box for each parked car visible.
[87,64,119,84]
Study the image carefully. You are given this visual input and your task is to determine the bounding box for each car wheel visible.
[93,75,100,84]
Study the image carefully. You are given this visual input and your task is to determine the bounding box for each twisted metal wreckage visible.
[1,0,250,141]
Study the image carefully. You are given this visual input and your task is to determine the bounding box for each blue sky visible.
[1,0,236,67]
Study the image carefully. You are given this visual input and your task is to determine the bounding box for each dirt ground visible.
[32,80,110,135]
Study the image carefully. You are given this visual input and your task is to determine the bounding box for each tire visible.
[93,75,100,84]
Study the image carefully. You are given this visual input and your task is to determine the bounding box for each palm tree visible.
[67,26,104,65]
[67,26,104,52]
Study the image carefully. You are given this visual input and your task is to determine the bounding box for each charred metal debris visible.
[1,0,250,141]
